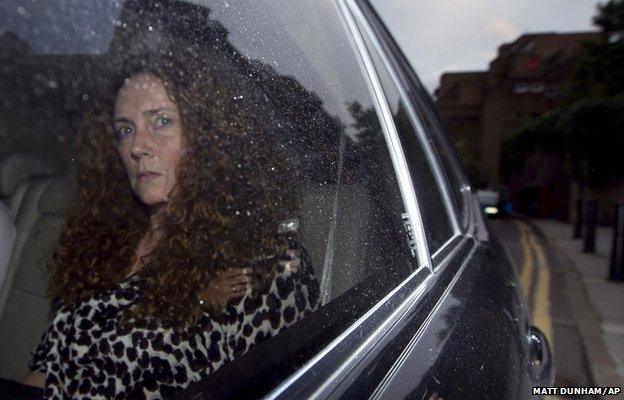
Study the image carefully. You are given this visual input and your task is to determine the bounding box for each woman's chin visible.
[136,193,168,209]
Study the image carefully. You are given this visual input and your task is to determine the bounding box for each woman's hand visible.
[21,371,45,388]
[278,248,301,273]
[199,268,252,313]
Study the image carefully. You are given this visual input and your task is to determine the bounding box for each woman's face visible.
[113,73,185,208]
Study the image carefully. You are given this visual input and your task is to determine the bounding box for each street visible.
[491,219,595,397]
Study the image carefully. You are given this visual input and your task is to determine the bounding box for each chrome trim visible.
[265,266,432,399]
[371,239,478,399]
[430,232,462,263]
[471,192,490,242]
[336,0,431,272]
[308,269,431,399]
[265,0,439,396]
[347,1,462,238]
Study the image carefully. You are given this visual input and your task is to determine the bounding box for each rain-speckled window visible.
[0,0,418,396]
[352,15,456,255]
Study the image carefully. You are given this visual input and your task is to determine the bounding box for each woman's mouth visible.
[137,171,160,182]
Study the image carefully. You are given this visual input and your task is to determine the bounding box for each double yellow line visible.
[516,220,554,351]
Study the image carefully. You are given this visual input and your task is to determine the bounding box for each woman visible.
[21,54,319,399]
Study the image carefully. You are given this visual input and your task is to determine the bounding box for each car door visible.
[177,0,537,398]
[345,1,554,398]
[168,0,441,398]
[0,0,552,397]
[180,0,553,398]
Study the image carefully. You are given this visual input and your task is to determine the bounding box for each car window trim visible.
[359,0,477,235]
[370,236,478,399]
[263,268,432,399]
[351,0,463,241]
[329,0,431,274]
[263,0,449,396]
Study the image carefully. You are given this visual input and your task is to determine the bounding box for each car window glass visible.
[422,108,470,229]
[0,0,416,394]
[356,1,469,231]
[352,18,455,254]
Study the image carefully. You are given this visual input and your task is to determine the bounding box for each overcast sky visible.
[370,0,600,94]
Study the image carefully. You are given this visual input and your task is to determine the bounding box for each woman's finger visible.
[279,257,301,272]
[225,285,248,300]
[220,268,252,279]
[225,275,252,286]
[229,282,249,292]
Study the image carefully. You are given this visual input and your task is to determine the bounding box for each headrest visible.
[38,176,77,216]
[0,153,57,198]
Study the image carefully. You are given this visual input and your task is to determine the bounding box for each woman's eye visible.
[155,115,172,127]
[115,126,133,140]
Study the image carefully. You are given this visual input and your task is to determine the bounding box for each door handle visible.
[527,326,554,386]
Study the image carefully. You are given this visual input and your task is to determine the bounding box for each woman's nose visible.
[130,124,153,160]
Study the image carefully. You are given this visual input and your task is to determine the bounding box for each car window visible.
[358,0,471,232]
[0,0,417,394]
[422,107,471,230]
[349,7,456,255]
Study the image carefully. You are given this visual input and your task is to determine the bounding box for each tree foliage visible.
[594,0,624,41]
[501,96,624,188]
[501,0,624,189]
[557,96,624,186]
[567,0,624,102]
[500,113,563,183]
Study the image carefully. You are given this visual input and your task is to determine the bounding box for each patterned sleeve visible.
[28,314,59,373]
[28,305,70,374]
[29,326,52,373]
[225,244,320,358]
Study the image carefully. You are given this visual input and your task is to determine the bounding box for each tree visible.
[568,0,624,102]
[502,1,624,191]
[558,96,624,187]
[499,113,563,184]
[594,0,624,42]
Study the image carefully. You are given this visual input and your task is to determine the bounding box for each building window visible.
[530,82,545,93]
[545,85,558,98]
[514,83,528,94]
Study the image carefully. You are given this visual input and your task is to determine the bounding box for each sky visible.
[370,0,600,94]
[1,0,599,96]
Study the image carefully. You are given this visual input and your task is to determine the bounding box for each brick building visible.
[435,31,602,220]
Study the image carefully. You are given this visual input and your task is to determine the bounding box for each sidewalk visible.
[534,219,624,389]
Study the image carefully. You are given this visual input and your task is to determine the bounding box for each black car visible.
[0,0,553,398]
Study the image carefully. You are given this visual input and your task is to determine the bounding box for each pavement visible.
[532,218,624,390]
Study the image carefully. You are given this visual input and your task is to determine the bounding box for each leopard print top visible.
[29,256,319,399]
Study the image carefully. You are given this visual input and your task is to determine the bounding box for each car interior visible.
[0,0,414,390]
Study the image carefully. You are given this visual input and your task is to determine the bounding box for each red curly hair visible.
[48,53,297,329]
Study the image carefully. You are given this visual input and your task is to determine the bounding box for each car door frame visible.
[179,0,481,397]
[264,0,483,398]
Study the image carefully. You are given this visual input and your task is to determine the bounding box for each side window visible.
[355,0,470,232]
[0,0,417,394]
[352,15,456,255]
[423,110,471,229]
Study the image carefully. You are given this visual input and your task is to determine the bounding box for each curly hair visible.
[48,52,297,330]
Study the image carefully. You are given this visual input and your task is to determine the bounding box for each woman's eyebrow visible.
[113,116,134,124]
[143,108,174,117]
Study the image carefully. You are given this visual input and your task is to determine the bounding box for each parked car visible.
[477,189,501,217]
[0,0,552,398]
